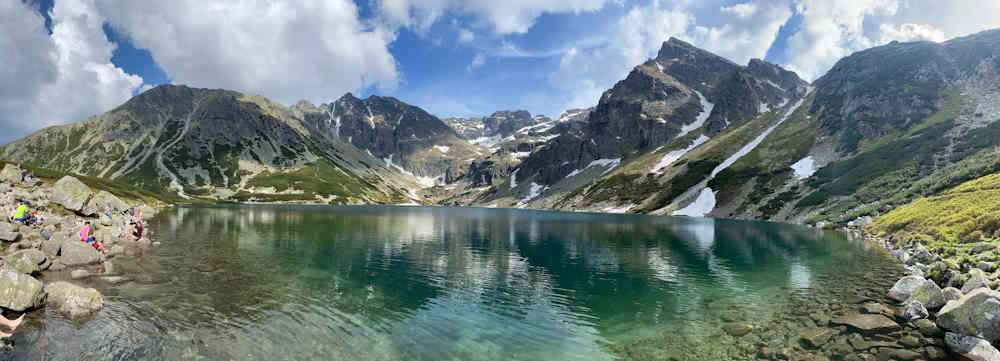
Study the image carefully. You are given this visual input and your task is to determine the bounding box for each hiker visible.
[0,314,24,340]
[13,202,29,224]
[79,221,106,254]
[28,208,41,227]
[132,221,144,241]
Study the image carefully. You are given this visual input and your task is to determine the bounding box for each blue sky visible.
[2,0,1000,143]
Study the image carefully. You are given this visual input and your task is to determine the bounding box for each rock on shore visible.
[936,288,1000,343]
[0,269,46,311]
[45,281,103,318]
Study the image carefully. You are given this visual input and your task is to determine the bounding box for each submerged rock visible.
[888,275,925,302]
[936,288,1000,342]
[3,249,48,275]
[831,314,900,333]
[51,176,93,214]
[799,328,837,348]
[945,332,1000,361]
[722,323,753,337]
[45,281,103,319]
[0,269,46,311]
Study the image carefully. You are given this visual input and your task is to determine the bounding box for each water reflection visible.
[12,205,894,361]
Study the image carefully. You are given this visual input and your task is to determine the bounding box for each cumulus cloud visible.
[878,23,946,44]
[374,0,612,35]
[96,0,399,106]
[720,3,758,18]
[782,0,899,80]
[467,53,486,71]
[693,2,791,67]
[0,0,143,144]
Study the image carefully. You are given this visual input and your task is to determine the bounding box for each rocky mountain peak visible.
[657,37,737,67]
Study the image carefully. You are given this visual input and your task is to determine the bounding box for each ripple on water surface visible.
[7,205,901,360]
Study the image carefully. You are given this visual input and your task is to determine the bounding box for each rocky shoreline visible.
[854,223,1000,360]
[0,163,160,330]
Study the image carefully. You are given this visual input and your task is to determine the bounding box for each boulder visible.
[0,164,21,185]
[908,279,946,309]
[945,332,1000,361]
[60,240,102,266]
[45,281,103,319]
[972,243,998,255]
[2,249,48,275]
[0,222,19,242]
[41,237,61,257]
[943,287,964,303]
[915,318,942,337]
[831,314,901,333]
[70,269,90,279]
[903,300,929,321]
[963,269,991,294]
[51,176,93,214]
[102,261,113,274]
[888,275,927,302]
[936,288,1000,342]
[912,244,933,263]
[83,191,125,217]
[0,269,46,311]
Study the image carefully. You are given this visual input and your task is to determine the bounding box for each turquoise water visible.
[10,205,901,360]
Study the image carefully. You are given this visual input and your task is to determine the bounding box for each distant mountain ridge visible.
[4,29,1000,227]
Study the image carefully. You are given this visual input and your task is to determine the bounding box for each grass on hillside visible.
[0,159,178,205]
[869,172,1000,264]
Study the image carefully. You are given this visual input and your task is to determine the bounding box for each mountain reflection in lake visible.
[10,205,899,361]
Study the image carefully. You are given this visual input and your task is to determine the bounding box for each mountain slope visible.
[0,85,471,203]
[4,29,1000,225]
[444,38,810,213]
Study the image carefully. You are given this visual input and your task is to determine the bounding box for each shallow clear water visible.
[9,205,901,360]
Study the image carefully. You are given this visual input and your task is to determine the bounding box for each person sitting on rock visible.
[79,221,106,254]
[132,221,144,241]
[0,314,24,339]
[28,208,41,227]
[13,202,29,224]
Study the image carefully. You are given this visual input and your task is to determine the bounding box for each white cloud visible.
[467,53,486,71]
[694,2,791,67]
[374,0,612,35]
[782,0,899,80]
[458,28,475,43]
[877,23,946,44]
[96,0,399,106]
[0,0,143,143]
[720,3,757,18]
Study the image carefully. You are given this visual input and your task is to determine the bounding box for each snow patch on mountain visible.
[653,135,709,174]
[791,156,816,179]
[567,158,622,178]
[673,188,717,217]
[677,90,713,139]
